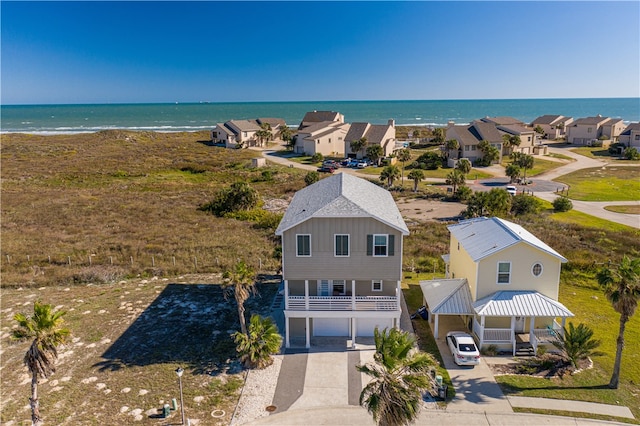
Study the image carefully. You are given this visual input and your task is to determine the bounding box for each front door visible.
[515,316,525,333]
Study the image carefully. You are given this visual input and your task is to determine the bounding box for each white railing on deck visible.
[287,296,397,311]
[483,328,512,342]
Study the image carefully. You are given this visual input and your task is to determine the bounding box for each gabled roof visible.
[420,279,474,315]
[571,116,610,126]
[481,116,525,126]
[447,217,567,263]
[474,291,574,317]
[345,122,394,145]
[214,123,233,135]
[257,118,286,128]
[471,121,504,143]
[498,124,535,135]
[531,115,564,126]
[298,120,345,135]
[620,122,640,135]
[228,119,261,132]
[299,111,343,129]
[345,122,370,142]
[275,173,409,236]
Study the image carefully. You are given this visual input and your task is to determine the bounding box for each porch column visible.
[561,317,567,337]
[530,317,537,354]
[434,314,439,339]
[304,280,309,310]
[285,316,290,348]
[479,316,485,348]
[284,280,289,309]
[351,280,356,310]
[351,318,356,349]
[396,281,401,310]
[305,317,310,349]
[511,316,516,356]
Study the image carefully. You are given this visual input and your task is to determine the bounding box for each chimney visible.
[388,119,395,128]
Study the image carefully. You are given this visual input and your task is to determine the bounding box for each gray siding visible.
[282,217,403,281]
[287,279,396,297]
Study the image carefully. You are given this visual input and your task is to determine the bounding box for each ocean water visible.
[1,98,638,135]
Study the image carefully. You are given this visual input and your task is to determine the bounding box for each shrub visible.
[454,185,472,202]
[200,181,259,217]
[415,151,442,170]
[553,196,573,212]
[608,142,625,155]
[624,147,640,160]
[552,322,604,368]
[304,171,320,186]
[510,194,542,216]
[310,153,323,163]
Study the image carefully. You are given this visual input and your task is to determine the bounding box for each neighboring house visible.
[275,173,409,348]
[293,121,351,156]
[566,115,626,145]
[299,110,345,130]
[618,122,640,148]
[211,119,262,148]
[420,217,574,355]
[256,117,286,134]
[445,121,504,164]
[344,120,397,159]
[531,115,574,140]
[481,116,538,155]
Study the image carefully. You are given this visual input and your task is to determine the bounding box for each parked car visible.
[506,185,517,196]
[357,160,369,169]
[446,331,480,366]
[317,166,335,173]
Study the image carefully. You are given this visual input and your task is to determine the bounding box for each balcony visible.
[287,295,398,311]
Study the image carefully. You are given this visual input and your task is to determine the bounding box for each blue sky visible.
[2,1,639,104]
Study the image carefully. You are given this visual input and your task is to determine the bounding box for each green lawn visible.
[501,157,566,177]
[550,209,639,232]
[571,147,640,164]
[358,166,493,180]
[554,166,640,201]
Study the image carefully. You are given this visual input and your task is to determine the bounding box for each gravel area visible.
[231,355,283,425]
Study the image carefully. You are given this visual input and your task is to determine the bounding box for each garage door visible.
[313,318,350,336]
[357,318,393,337]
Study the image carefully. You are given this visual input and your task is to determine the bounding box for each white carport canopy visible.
[419,279,474,338]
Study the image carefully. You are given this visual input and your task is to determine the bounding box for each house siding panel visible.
[448,235,479,299]
[476,242,561,300]
[282,217,402,280]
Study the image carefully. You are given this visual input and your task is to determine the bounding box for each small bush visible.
[481,344,498,356]
[553,196,573,212]
[454,185,472,202]
[624,147,640,160]
[304,171,320,186]
[200,181,259,217]
[310,153,323,163]
[511,194,542,216]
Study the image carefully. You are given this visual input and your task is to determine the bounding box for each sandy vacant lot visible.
[396,198,465,222]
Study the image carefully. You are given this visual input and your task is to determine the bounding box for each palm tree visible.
[357,327,437,426]
[407,169,424,192]
[13,301,71,426]
[233,314,282,369]
[395,148,412,188]
[350,137,368,159]
[552,322,603,368]
[597,255,640,389]
[222,260,257,335]
[511,152,534,183]
[445,169,465,193]
[379,165,401,188]
[366,144,384,166]
[279,125,293,149]
[444,139,459,159]
[455,158,471,175]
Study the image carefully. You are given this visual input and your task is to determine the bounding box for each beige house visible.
[445,121,504,164]
[566,116,626,145]
[619,122,640,148]
[275,173,409,348]
[481,116,539,155]
[345,120,397,159]
[293,121,350,156]
[531,115,574,140]
[211,119,262,148]
[420,217,574,355]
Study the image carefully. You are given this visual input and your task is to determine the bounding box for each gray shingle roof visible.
[474,291,574,317]
[621,122,640,135]
[571,116,609,126]
[447,217,567,263]
[228,119,261,132]
[531,115,563,126]
[344,122,370,142]
[481,116,525,126]
[275,173,409,236]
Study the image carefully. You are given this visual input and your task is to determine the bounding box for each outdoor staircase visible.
[270,284,285,311]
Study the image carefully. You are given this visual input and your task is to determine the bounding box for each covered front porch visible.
[419,280,574,355]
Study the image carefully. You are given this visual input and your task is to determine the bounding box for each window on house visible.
[635,134,640,141]
[372,280,383,292]
[367,234,395,257]
[532,263,543,277]
[335,234,349,257]
[296,234,311,257]
[464,145,470,151]
[587,127,592,133]
[497,262,511,284]
[332,280,345,295]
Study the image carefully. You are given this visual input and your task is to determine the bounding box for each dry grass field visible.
[2,131,640,424]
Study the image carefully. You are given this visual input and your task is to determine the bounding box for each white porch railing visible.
[483,328,512,342]
[287,295,398,311]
